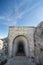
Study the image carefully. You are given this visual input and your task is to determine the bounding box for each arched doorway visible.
[16,41,25,56]
[12,35,29,57]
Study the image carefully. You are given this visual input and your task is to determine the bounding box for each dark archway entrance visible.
[12,35,29,57]
[16,41,25,56]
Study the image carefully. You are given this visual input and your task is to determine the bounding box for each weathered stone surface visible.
[8,26,35,58]
[5,56,36,65]
[0,21,43,65]
[34,22,43,64]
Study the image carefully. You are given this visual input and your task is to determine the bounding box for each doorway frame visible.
[12,35,29,57]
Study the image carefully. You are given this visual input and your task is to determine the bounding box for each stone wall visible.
[8,26,35,58]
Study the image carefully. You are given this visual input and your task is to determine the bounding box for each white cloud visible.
[0,34,7,39]
[0,0,42,26]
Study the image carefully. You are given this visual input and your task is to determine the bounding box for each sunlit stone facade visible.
[0,22,43,65]
[8,26,35,57]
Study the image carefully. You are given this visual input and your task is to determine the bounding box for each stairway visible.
[5,56,36,65]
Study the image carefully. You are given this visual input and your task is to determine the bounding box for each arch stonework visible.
[12,35,29,57]
[8,26,35,58]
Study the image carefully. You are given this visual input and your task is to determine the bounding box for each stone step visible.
[5,56,36,65]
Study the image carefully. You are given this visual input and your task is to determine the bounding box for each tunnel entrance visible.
[16,41,25,56]
[12,35,29,57]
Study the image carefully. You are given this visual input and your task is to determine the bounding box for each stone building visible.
[0,22,43,65]
[8,26,35,58]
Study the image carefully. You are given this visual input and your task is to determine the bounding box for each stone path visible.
[5,56,36,65]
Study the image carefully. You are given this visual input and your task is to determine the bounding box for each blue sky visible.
[0,0,43,38]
